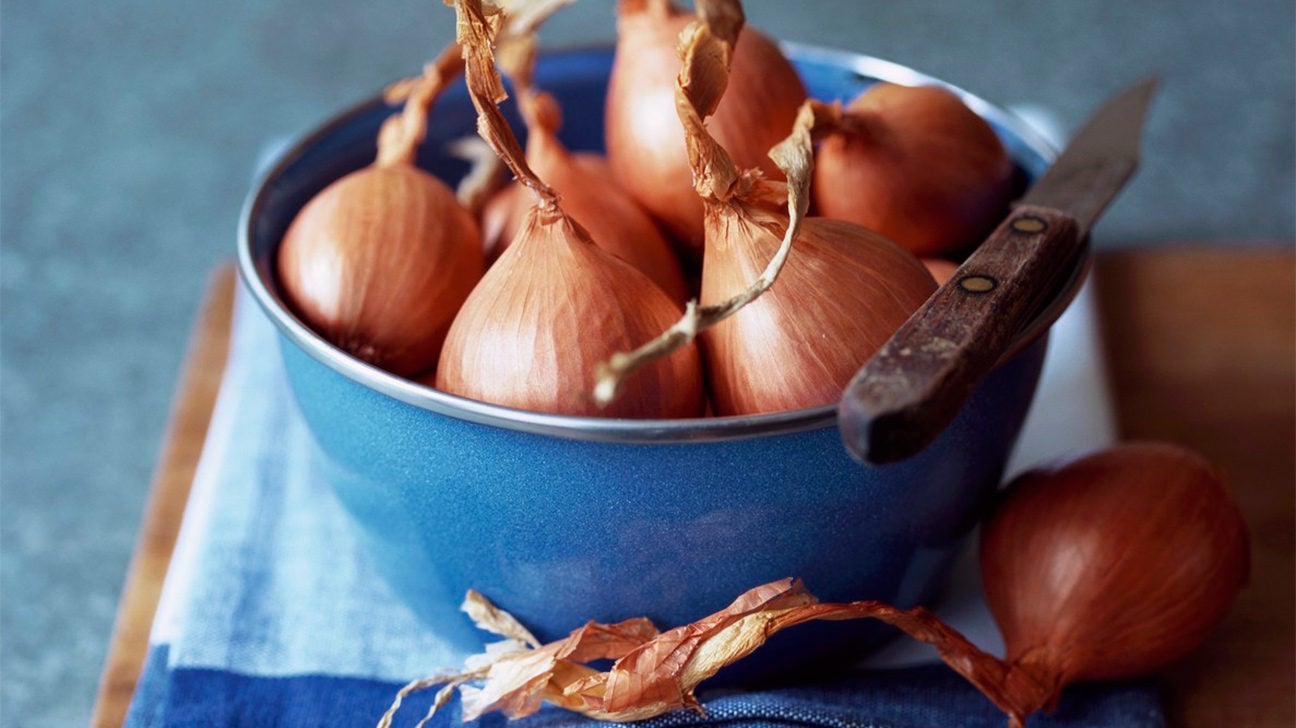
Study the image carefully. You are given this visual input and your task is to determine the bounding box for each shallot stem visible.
[453,0,559,207]
[380,0,574,172]
[620,0,676,19]
[665,0,755,201]
[764,598,1048,725]
[672,18,743,201]
[494,0,578,91]
[840,603,1039,724]
[492,1,573,154]
[695,0,745,44]
[376,42,466,168]
[375,670,484,728]
[591,208,797,404]
[446,135,505,215]
[445,0,573,213]
[414,676,478,728]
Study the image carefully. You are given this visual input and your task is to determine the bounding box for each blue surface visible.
[245,47,1050,679]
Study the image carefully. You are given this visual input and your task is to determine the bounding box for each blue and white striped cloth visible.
[123,269,1164,727]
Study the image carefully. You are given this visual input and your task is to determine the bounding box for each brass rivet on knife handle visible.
[958,275,998,294]
[839,205,1083,465]
[1011,215,1048,234]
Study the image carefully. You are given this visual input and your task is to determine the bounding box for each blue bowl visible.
[239,45,1065,679]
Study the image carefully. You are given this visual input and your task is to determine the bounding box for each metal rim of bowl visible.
[237,44,1069,445]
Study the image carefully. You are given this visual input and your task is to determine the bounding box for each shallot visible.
[480,36,688,301]
[435,0,703,419]
[595,0,934,415]
[605,0,806,256]
[277,44,483,376]
[813,82,1015,257]
[978,442,1250,723]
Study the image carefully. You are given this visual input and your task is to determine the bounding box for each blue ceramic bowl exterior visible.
[240,46,1061,675]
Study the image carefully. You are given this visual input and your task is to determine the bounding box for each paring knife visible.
[839,78,1157,465]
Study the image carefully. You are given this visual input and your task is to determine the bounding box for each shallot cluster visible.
[277,44,482,377]
[276,0,1020,418]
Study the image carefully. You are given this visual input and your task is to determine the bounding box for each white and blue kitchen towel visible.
[122,271,1163,727]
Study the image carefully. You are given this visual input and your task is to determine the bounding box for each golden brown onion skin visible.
[921,257,959,286]
[814,83,1014,258]
[606,1,806,256]
[437,205,704,419]
[699,206,936,415]
[982,443,1250,700]
[481,150,690,303]
[277,164,483,376]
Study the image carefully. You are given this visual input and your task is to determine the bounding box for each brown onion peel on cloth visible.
[377,578,1016,728]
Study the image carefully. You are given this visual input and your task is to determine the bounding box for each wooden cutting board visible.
[90,245,1295,727]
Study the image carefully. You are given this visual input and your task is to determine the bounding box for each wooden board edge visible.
[89,264,238,728]
[1093,244,1295,728]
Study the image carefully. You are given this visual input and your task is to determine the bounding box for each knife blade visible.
[839,78,1157,465]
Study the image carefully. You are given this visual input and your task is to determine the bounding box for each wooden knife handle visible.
[839,204,1084,465]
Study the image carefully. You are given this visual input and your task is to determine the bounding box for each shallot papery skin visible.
[814,83,1014,258]
[922,257,959,285]
[700,207,936,414]
[277,163,483,376]
[605,0,806,254]
[481,93,689,302]
[436,204,704,419]
[442,0,703,419]
[981,442,1251,713]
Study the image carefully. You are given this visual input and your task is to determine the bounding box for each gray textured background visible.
[1,0,1292,724]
